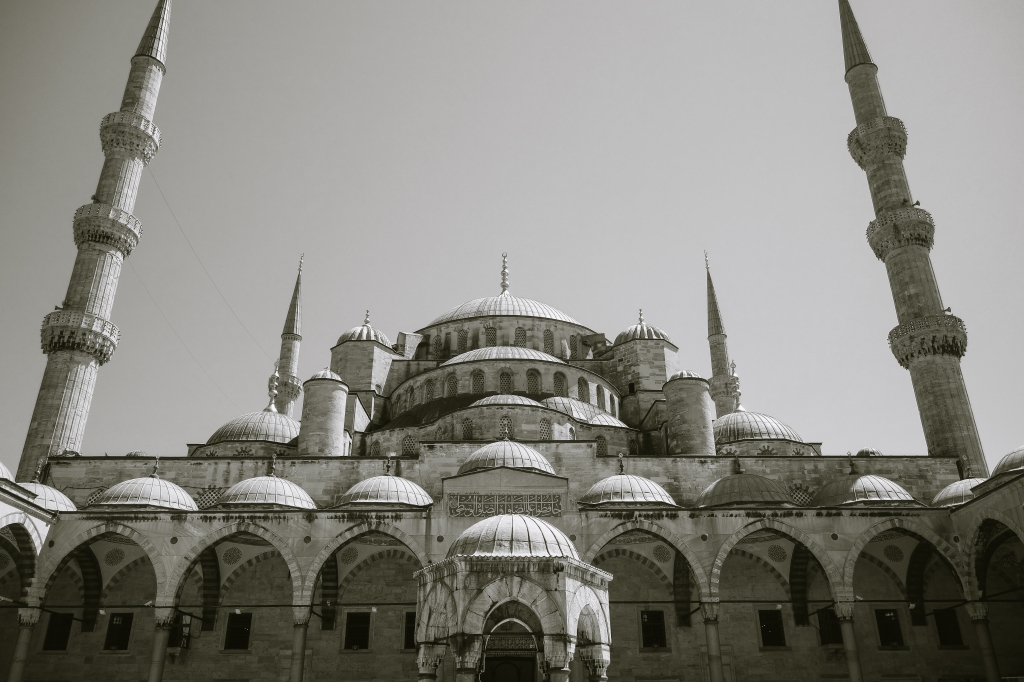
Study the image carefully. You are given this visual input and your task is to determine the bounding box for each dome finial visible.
[265,362,280,412]
[638,308,644,325]
[618,453,625,474]
[384,454,395,476]
[150,456,161,479]
[269,452,277,477]
[500,253,509,293]
[364,309,371,326]
[33,457,47,483]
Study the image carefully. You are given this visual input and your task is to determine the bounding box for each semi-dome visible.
[337,312,392,347]
[336,475,433,508]
[308,368,343,382]
[614,311,671,346]
[471,395,544,408]
[19,482,77,512]
[992,446,1024,477]
[447,514,578,559]
[442,346,564,367]
[714,411,803,444]
[931,478,986,507]
[696,474,794,508]
[218,475,317,509]
[579,474,676,507]
[207,409,300,445]
[91,476,198,511]
[458,440,555,476]
[425,290,581,328]
[811,475,917,507]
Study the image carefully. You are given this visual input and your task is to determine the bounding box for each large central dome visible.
[424,291,581,328]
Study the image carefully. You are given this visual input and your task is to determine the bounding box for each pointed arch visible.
[0,517,39,599]
[966,508,1024,599]
[219,549,282,601]
[337,548,421,599]
[100,556,153,602]
[418,580,458,642]
[0,512,44,554]
[568,589,609,644]
[462,576,563,635]
[592,548,672,592]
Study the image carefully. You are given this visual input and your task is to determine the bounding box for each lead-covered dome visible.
[425,289,581,328]
[579,474,676,507]
[336,475,432,508]
[811,475,917,507]
[931,478,986,507]
[458,440,555,476]
[218,476,317,509]
[992,446,1024,477]
[337,312,392,347]
[615,311,671,346]
[471,395,544,408]
[308,368,343,382]
[207,409,300,445]
[442,346,564,367]
[714,410,802,444]
[91,476,198,511]
[696,474,793,508]
[447,514,578,559]
[541,397,627,427]
[19,482,77,512]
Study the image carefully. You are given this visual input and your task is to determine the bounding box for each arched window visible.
[499,416,513,440]
[446,374,458,398]
[526,370,541,395]
[610,397,617,418]
[568,426,576,441]
[472,370,485,394]
[499,372,512,394]
[514,327,527,347]
[443,332,452,356]
[402,436,418,455]
[458,330,468,354]
[432,335,443,358]
[629,440,639,456]
[425,380,435,401]
[577,378,589,403]
[570,335,579,359]
[596,385,606,411]
[462,419,474,440]
[543,330,554,355]
[553,373,567,398]
[539,419,551,441]
[485,327,497,347]
[370,441,381,457]
[596,436,607,457]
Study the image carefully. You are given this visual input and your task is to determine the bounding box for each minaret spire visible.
[17,1,171,481]
[839,2,986,477]
[705,254,741,417]
[274,256,303,416]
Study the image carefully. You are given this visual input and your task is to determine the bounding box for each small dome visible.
[589,412,629,428]
[992,445,1024,477]
[541,397,625,427]
[811,475,917,507]
[458,441,555,476]
[471,395,544,408]
[855,447,883,457]
[425,291,581,328]
[219,476,317,509]
[337,319,392,347]
[579,474,676,507]
[668,370,703,381]
[91,476,198,511]
[442,346,564,367]
[336,475,432,508]
[308,368,343,382]
[19,482,77,512]
[696,474,794,507]
[615,311,671,346]
[0,460,12,480]
[447,514,578,559]
[931,478,986,507]
[714,411,802,444]
[207,410,300,445]
[125,450,148,458]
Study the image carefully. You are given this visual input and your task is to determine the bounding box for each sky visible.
[0,1,1022,474]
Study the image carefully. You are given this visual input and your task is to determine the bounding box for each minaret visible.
[706,254,741,417]
[274,256,303,416]
[839,1,986,476]
[17,1,171,481]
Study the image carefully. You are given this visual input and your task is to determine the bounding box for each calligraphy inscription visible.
[448,493,562,517]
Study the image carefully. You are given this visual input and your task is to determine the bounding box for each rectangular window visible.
[103,612,134,651]
[934,609,964,647]
[224,612,252,650]
[817,608,844,646]
[758,610,787,647]
[874,609,904,647]
[404,611,417,651]
[42,612,74,651]
[344,611,372,650]
[168,612,192,649]
[640,610,667,649]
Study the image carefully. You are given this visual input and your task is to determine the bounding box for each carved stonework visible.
[866,207,935,261]
[100,111,161,164]
[888,314,968,369]
[700,600,720,621]
[73,203,142,257]
[833,600,856,620]
[964,601,988,621]
[40,310,119,364]
[847,116,907,170]
[448,493,561,517]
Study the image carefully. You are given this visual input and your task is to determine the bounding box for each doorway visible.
[481,656,535,682]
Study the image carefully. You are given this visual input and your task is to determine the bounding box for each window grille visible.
[553,373,567,397]
[514,327,526,347]
[86,487,108,507]
[499,372,512,394]
[408,387,416,407]
[499,416,513,440]
[103,613,134,651]
[539,419,551,441]
[443,332,451,355]
[629,440,639,456]
[596,386,606,411]
[577,378,589,403]
[570,335,579,359]
[789,484,813,506]
[485,327,497,347]
[432,335,442,358]
[568,426,576,441]
[596,436,607,457]
[425,380,435,401]
[462,419,474,440]
[446,374,458,397]
[402,436,418,456]
[458,330,468,354]
[543,330,554,355]
[527,371,540,395]
[370,442,381,457]
[472,371,485,394]
[195,486,225,510]
[640,611,667,649]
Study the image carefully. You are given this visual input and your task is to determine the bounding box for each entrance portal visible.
[482,657,535,682]
[482,621,538,682]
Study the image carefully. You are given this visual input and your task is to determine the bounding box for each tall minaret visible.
[274,257,303,416]
[706,254,741,417]
[839,1,986,476]
[16,1,171,481]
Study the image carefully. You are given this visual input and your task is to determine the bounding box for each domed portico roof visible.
[207,409,300,445]
[614,310,672,346]
[457,440,555,476]
[337,311,392,347]
[447,514,578,559]
[696,474,794,508]
[91,472,198,511]
[442,346,565,367]
[931,478,986,507]
[19,482,77,512]
[336,475,433,508]
[579,474,676,508]
[714,410,803,444]
[992,446,1024,477]
[218,475,317,509]
[811,475,918,507]
[471,395,544,408]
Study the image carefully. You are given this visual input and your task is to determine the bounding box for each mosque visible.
[2,2,1023,682]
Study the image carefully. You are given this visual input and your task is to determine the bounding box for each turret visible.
[706,255,741,417]
[274,256,303,416]
[299,370,350,457]
[662,370,715,456]
[17,0,171,481]
[839,1,986,476]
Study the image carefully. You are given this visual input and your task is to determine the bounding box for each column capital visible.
[964,601,988,621]
[18,607,42,626]
[449,633,483,670]
[578,642,611,680]
[417,642,447,678]
[153,606,176,628]
[542,634,576,671]
[834,600,857,620]
[700,599,721,622]
[291,606,311,626]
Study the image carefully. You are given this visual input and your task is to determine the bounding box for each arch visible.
[418,581,458,642]
[219,549,282,601]
[472,370,486,395]
[553,373,567,398]
[577,377,590,403]
[370,441,381,457]
[593,548,672,592]
[0,518,39,599]
[402,436,418,456]
[526,370,541,395]
[595,436,607,457]
[337,548,421,598]
[514,327,527,347]
[166,522,301,607]
[462,576,564,635]
[712,519,842,600]
[568,592,609,645]
[499,372,513,395]
[445,373,459,398]
[842,518,967,599]
[582,520,711,600]
[855,551,907,598]
[966,509,1024,598]
[484,600,543,634]
[628,440,639,456]
[0,512,44,554]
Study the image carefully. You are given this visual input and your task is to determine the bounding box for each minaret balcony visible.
[866,207,934,261]
[40,310,120,365]
[888,314,967,369]
[100,111,161,164]
[277,374,302,401]
[73,203,143,257]
[847,116,907,169]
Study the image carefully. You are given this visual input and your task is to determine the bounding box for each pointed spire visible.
[282,256,302,337]
[500,253,509,294]
[838,0,873,74]
[706,256,725,338]
[135,0,172,66]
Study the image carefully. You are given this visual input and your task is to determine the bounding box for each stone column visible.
[146,607,175,682]
[542,634,576,682]
[6,607,40,682]
[451,634,483,682]
[416,642,447,681]
[834,601,863,682]
[289,607,311,682]
[701,601,725,682]
[578,642,610,681]
[965,602,1001,682]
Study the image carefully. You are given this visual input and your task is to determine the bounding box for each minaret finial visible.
[704,250,710,271]
[838,0,874,75]
[364,309,371,326]
[617,453,625,474]
[298,253,304,273]
[500,253,509,293]
[265,363,280,412]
